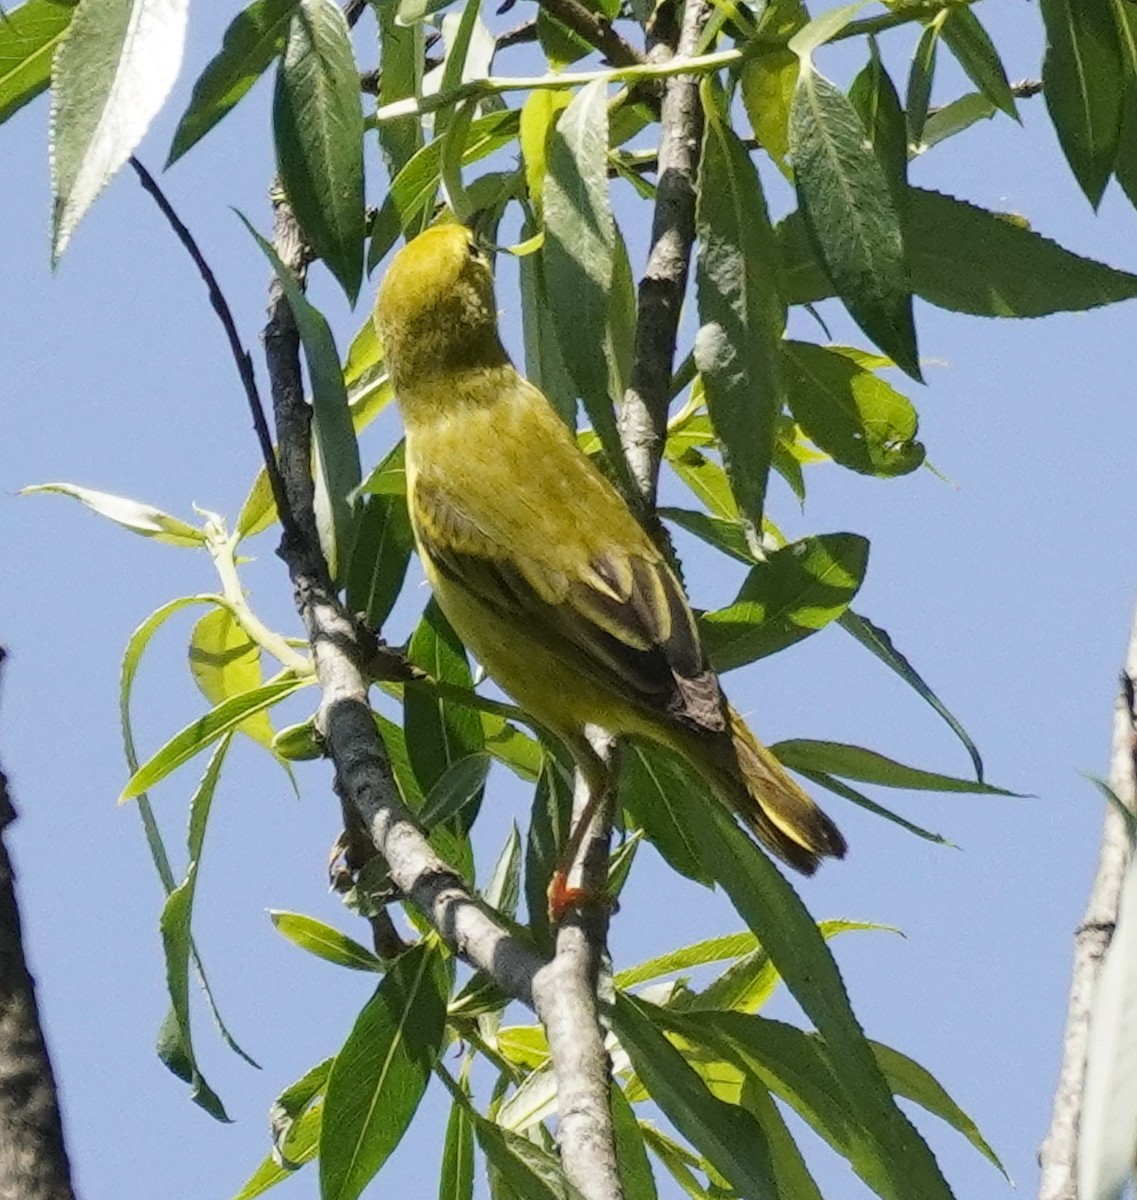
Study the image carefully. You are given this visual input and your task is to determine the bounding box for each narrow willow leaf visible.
[872,1041,1006,1176]
[367,109,519,271]
[519,222,577,426]
[771,739,1017,795]
[496,1066,557,1134]
[800,769,952,845]
[482,822,523,918]
[1041,0,1123,207]
[158,738,233,1121]
[320,942,450,1200]
[167,0,298,164]
[740,1079,825,1200]
[611,1084,659,1200]
[270,1057,331,1165]
[418,753,492,830]
[660,506,753,564]
[939,8,1017,120]
[235,1102,322,1197]
[188,606,274,748]
[905,19,940,149]
[0,0,76,125]
[700,532,869,672]
[783,342,923,477]
[377,0,422,178]
[848,45,906,208]
[785,0,868,57]
[343,491,413,628]
[475,1117,583,1199]
[740,48,798,168]
[664,446,740,521]
[23,482,205,545]
[607,224,637,404]
[269,911,384,971]
[439,1091,476,1200]
[920,92,996,152]
[406,600,486,818]
[839,609,983,779]
[613,993,780,1199]
[789,62,920,379]
[482,713,542,781]
[640,1124,714,1200]
[120,677,309,800]
[273,0,364,300]
[542,78,625,477]
[679,800,957,1199]
[621,744,715,887]
[520,87,571,215]
[51,0,189,260]
[1114,2,1137,211]
[615,932,757,990]
[696,77,785,532]
[524,752,573,952]
[242,218,361,578]
[778,188,1137,315]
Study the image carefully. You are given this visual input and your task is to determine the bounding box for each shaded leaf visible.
[700,533,868,671]
[51,0,188,260]
[273,0,364,300]
[611,1084,659,1200]
[799,770,952,845]
[524,751,574,953]
[345,442,413,628]
[1041,0,1123,206]
[439,1089,476,1200]
[320,942,450,1200]
[905,19,941,149]
[376,0,423,178]
[168,0,297,164]
[696,77,785,531]
[419,752,492,830]
[940,7,1017,120]
[848,44,906,207]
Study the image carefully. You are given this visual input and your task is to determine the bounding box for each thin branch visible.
[0,650,77,1200]
[1039,601,1137,1199]
[128,158,299,550]
[618,0,709,512]
[260,195,549,1007]
[537,0,643,66]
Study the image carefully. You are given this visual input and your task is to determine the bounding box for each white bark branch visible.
[1039,599,1137,1199]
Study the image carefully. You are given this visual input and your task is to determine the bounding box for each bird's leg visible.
[547,731,619,922]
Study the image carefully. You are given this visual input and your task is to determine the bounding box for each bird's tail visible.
[686,705,846,875]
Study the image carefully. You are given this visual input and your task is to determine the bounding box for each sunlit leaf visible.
[0,0,76,126]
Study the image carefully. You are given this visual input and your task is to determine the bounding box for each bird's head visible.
[375,223,507,390]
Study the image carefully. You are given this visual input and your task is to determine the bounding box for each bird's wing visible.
[412,475,726,732]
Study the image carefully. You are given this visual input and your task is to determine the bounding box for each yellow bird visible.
[375,223,845,895]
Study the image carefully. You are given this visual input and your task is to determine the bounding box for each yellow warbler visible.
[375,223,845,880]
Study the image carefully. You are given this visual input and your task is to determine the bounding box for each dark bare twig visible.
[128,158,299,549]
[537,0,643,66]
[1039,606,1137,1199]
[0,650,77,1200]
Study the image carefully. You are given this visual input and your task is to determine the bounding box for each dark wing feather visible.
[413,477,725,732]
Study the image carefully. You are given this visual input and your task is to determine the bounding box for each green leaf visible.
[524,752,574,953]
[1113,1,1137,210]
[1041,0,1123,206]
[235,1101,322,1197]
[367,108,519,272]
[778,188,1137,315]
[640,1124,714,1200]
[439,1091,476,1200]
[345,442,413,628]
[376,0,423,178]
[519,225,577,427]
[0,0,76,126]
[320,942,450,1200]
[872,1041,1006,1177]
[664,446,739,521]
[700,532,869,672]
[269,911,384,971]
[270,1057,331,1166]
[167,0,297,164]
[273,0,364,300]
[22,482,205,546]
[611,1084,659,1200]
[621,744,715,887]
[475,1117,583,1200]
[406,601,486,821]
[242,216,361,578]
[740,1079,824,1200]
[616,932,758,990]
[839,609,983,779]
[848,44,906,208]
[120,677,310,800]
[50,0,188,260]
[696,77,785,532]
[905,19,940,150]
[418,752,492,830]
[188,606,275,748]
[542,78,626,478]
[939,8,1017,121]
[799,770,952,845]
[482,822,523,918]
[740,48,798,169]
[785,0,868,57]
[613,993,780,1199]
[789,62,920,379]
[770,739,1018,794]
[920,92,996,153]
[783,342,923,477]
[679,799,957,1200]
[660,506,753,564]
[157,737,234,1121]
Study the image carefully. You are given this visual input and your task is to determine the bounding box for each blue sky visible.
[2,3,1135,1198]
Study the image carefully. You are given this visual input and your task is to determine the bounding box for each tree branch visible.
[1038,600,1137,1198]
[0,650,77,1200]
[537,0,643,67]
[618,0,709,513]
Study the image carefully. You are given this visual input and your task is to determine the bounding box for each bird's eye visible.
[468,239,488,263]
